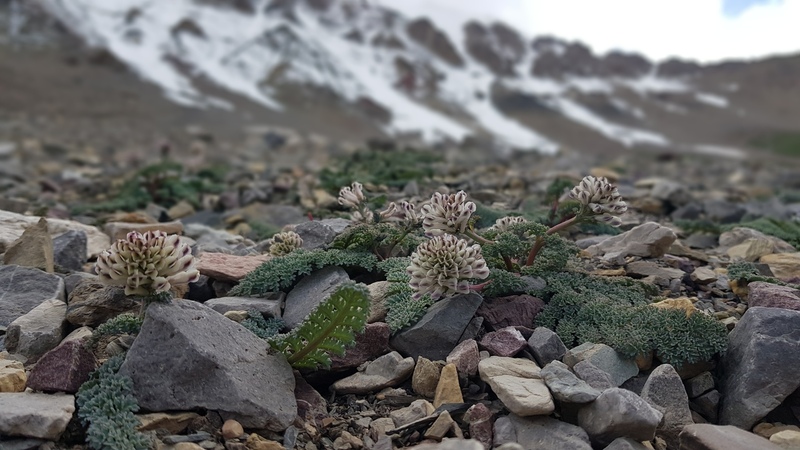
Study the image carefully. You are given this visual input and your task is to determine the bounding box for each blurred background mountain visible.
[1,0,799,165]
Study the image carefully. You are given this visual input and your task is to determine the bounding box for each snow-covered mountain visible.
[9,0,800,156]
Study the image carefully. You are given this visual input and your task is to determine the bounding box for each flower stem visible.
[463,230,494,245]
[525,215,580,266]
[469,280,492,292]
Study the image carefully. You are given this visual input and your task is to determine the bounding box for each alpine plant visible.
[407,234,490,301]
[569,176,628,226]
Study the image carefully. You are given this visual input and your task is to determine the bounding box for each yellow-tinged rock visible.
[770,429,800,449]
[650,297,698,316]
[592,268,626,277]
[433,363,463,408]
[245,433,286,450]
[0,359,26,392]
[727,238,775,262]
[137,412,200,434]
[729,279,749,299]
[222,419,245,440]
[759,253,800,281]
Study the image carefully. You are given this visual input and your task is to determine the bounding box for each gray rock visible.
[493,414,592,450]
[746,281,800,311]
[205,295,283,318]
[719,227,796,254]
[0,438,48,450]
[0,210,109,259]
[3,217,54,273]
[604,437,650,450]
[720,307,800,429]
[283,266,351,329]
[578,388,663,447]
[690,389,720,422]
[671,202,704,221]
[119,300,296,431]
[640,364,694,450]
[5,299,66,363]
[679,424,783,450]
[650,179,692,207]
[294,219,348,250]
[52,230,87,272]
[330,351,415,394]
[703,199,746,224]
[585,222,677,261]
[0,393,75,440]
[527,327,566,367]
[63,272,96,298]
[575,235,612,249]
[406,438,484,450]
[540,360,601,403]
[625,260,685,280]
[66,281,139,327]
[564,343,638,387]
[0,265,65,327]
[685,233,719,250]
[390,293,483,361]
[684,372,715,399]
[573,360,615,390]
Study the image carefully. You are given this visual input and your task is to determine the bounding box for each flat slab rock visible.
[0,265,65,327]
[494,414,592,450]
[119,300,296,431]
[0,210,109,259]
[196,252,272,282]
[0,392,75,440]
[585,222,677,261]
[679,424,783,450]
[331,351,415,395]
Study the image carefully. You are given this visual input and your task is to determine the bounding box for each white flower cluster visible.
[490,216,528,232]
[96,231,200,296]
[569,176,628,227]
[379,200,420,227]
[267,231,304,256]
[338,181,374,223]
[407,234,490,301]
[420,191,476,236]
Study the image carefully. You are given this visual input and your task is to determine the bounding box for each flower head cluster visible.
[490,216,528,232]
[338,181,374,223]
[96,231,200,296]
[407,234,490,301]
[267,231,304,256]
[379,200,420,227]
[569,176,628,226]
[420,191,476,236]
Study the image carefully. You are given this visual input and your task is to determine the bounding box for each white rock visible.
[0,392,75,440]
[0,210,109,259]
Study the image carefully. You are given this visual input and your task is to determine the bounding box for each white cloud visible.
[372,0,800,63]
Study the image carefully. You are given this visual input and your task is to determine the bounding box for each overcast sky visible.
[373,0,798,63]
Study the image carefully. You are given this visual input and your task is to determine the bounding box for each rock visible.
[563,343,638,387]
[205,295,283,318]
[366,281,391,323]
[650,297,698,316]
[463,403,493,450]
[0,392,75,439]
[679,424,783,450]
[0,358,26,392]
[329,322,390,370]
[0,210,109,259]
[64,272,95,298]
[527,327,567,367]
[167,200,195,220]
[294,219,348,250]
[104,221,184,241]
[604,437,650,450]
[66,281,139,327]
[703,199,747,224]
[424,409,456,440]
[25,340,96,394]
[283,266,351,329]
[727,238,779,262]
[573,360,616,391]
[390,399,435,427]
[433,363,463,407]
[331,351,415,394]
[390,293,483,361]
[0,438,48,450]
[294,372,328,426]
[690,389,720,422]
[118,300,296,431]
[690,267,717,285]
[5,299,66,363]
[412,357,443,398]
[540,360,601,403]
[494,414,592,449]
[770,430,800,449]
[577,388,663,447]
[52,230,87,272]
[479,357,553,416]
[650,179,692,207]
[196,252,271,282]
[405,438,484,450]
[585,222,677,261]
[475,295,545,329]
[685,233,719,250]
[720,307,800,429]
[759,253,800,281]
[446,339,479,377]
[222,419,244,440]
[640,364,694,449]
[3,217,54,272]
[746,281,800,311]
[479,326,527,357]
[625,261,685,280]
[0,265,65,327]
[720,228,796,254]
[684,372,715,399]
[137,412,200,434]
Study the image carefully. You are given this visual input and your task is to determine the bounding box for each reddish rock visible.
[295,373,328,426]
[464,403,493,449]
[480,327,527,357]
[747,282,800,311]
[26,340,97,393]
[476,295,545,329]
[446,339,479,377]
[330,322,391,370]
[197,252,271,282]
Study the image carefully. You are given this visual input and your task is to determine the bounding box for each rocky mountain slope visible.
[2,0,800,159]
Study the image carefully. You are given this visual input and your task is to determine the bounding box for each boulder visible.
[640,364,694,449]
[5,299,66,363]
[2,217,53,273]
[0,265,65,327]
[0,393,75,440]
[283,266,351,329]
[578,388,663,446]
